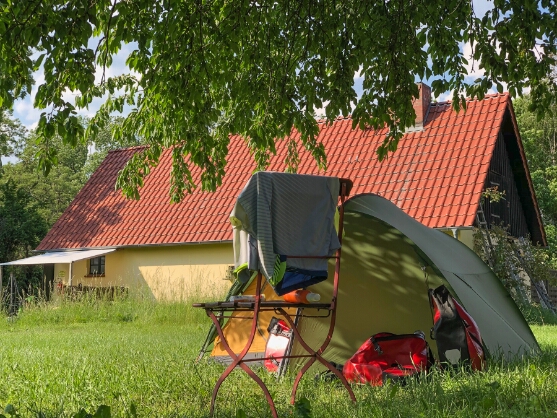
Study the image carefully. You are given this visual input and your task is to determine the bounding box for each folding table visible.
[193,178,355,417]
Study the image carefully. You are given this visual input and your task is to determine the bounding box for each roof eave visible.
[34,239,234,253]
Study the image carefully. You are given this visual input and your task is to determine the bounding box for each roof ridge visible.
[316,115,351,124]
[315,93,509,122]
[432,92,509,106]
[107,145,149,154]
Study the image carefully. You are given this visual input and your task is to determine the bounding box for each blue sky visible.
[3,0,502,167]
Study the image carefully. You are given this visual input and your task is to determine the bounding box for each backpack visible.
[343,332,434,386]
[429,285,485,370]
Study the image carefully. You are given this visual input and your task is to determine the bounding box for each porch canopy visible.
[0,249,115,266]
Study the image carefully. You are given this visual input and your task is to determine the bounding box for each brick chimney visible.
[412,82,431,129]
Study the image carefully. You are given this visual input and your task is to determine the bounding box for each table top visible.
[192,300,332,310]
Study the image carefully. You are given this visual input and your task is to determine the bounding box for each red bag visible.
[429,285,485,370]
[343,332,433,386]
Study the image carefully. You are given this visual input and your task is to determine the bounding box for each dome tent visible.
[201,193,539,368]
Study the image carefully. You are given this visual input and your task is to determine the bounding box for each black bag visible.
[429,285,485,370]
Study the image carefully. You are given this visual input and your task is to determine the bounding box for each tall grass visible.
[11,292,206,328]
[518,303,557,326]
[0,296,556,417]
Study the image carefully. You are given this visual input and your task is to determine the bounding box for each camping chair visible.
[193,177,355,417]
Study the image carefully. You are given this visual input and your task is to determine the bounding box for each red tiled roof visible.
[37,93,514,250]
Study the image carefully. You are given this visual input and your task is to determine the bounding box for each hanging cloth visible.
[231,172,340,295]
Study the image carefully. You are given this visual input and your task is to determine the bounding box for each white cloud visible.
[1,156,19,165]
[314,101,330,119]
[462,42,485,79]
[532,44,545,62]
[353,67,364,102]
[472,0,494,18]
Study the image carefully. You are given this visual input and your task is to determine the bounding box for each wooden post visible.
[0,266,3,308]
[69,262,73,287]
[9,272,14,316]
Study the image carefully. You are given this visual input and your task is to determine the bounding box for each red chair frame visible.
[193,179,355,417]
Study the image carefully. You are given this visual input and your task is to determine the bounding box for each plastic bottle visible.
[283,289,321,304]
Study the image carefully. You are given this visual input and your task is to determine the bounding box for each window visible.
[89,256,105,275]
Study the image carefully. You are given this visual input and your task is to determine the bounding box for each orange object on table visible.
[283,289,321,304]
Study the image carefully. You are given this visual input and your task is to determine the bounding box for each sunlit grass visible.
[0,297,556,417]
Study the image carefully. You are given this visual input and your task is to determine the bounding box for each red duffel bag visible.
[343,332,434,386]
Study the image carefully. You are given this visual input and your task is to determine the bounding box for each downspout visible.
[451,228,458,240]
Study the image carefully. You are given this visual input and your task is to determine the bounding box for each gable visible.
[37,93,543,251]
[484,132,531,240]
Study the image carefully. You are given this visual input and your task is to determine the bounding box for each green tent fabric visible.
[290,194,538,366]
[201,193,539,367]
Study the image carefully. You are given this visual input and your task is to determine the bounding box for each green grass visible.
[0,297,556,417]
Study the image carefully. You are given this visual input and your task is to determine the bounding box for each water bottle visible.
[283,289,321,304]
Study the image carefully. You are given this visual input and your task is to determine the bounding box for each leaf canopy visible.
[1,0,557,201]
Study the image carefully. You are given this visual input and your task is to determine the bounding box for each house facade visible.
[19,84,545,300]
[50,244,233,300]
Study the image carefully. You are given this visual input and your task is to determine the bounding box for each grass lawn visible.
[0,298,556,417]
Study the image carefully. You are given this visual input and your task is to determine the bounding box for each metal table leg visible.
[278,308,356,405]
[205,273,279,418]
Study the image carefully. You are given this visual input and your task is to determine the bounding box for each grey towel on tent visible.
[231,172,340,284]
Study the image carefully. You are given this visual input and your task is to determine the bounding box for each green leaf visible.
[515,378,525,394]
[293,397,312,418]
[128,403,137,418]
[3,405,16,416]
[33,54,46,71]
[482,393,496,409]
[92,405,110,418]
[487,381,501,390]
[72,409,91,418]
[387,383,399,400]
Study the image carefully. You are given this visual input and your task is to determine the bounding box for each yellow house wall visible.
[438,228,475,250]
[458,229,475,250]
[54,263,68,284]
[51,229,478,300]
[54,243,234,300]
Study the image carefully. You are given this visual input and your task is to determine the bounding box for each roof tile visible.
[36,94,510,250]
